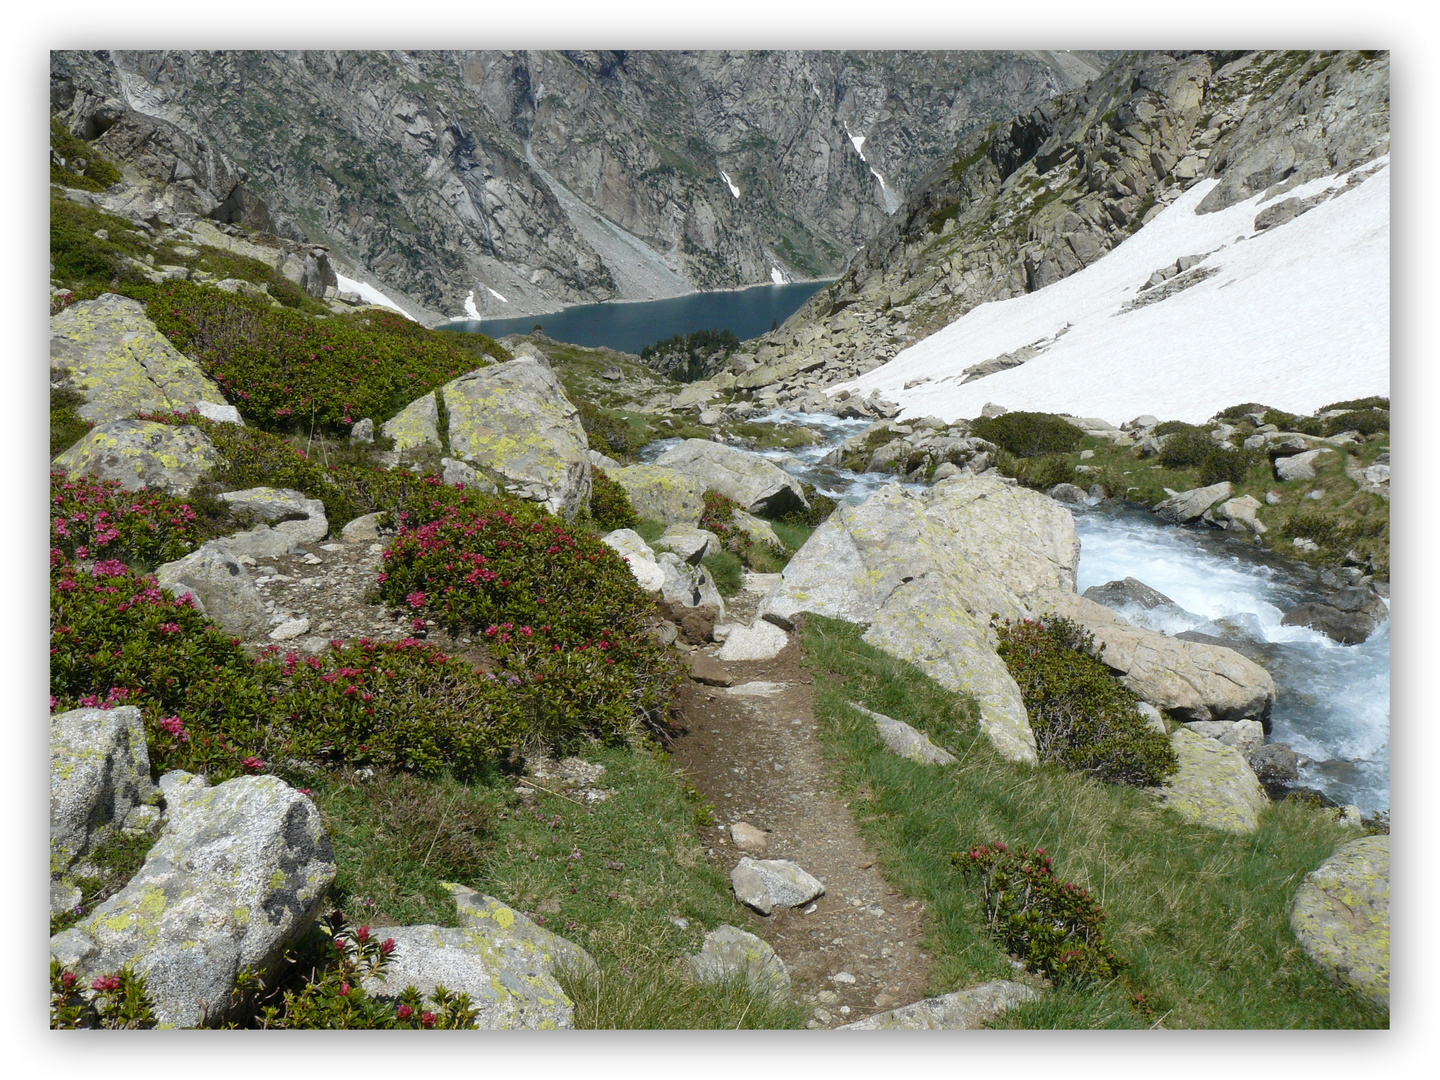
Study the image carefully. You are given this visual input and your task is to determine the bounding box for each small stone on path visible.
[730,822,769,852]
[730,857,825,915]
[687,653,733,687]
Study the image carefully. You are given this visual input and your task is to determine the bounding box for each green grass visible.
[50,384,93,457]
[769,521,815,553]
[799,616,1387,1029]
[634,518,667,546]
[311,744,805,1028]
[702,550,744,597]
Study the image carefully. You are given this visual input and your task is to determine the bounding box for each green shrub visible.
[50,472,203,569]
[1197,446,1255,486]
[589,467,638,532]
[1319,396,1388,413]
[264,274,329,315]
[993,616,1178,788]
[1322,409,1388,437]
[373,496,680,748]
[50,384,93,456]
[955,841,1126,987]
[997,451,1077,491]
[698,490,787,569]
[576,399,644,459]
[971,412,1085,457]
[1261,410,1324,436]
[50,117,123,192]
[1157,426,1214,468]
[1214,402,1271,422]
[1152,419,1200,436]
[144,283,484,434]
[776,482,837,528]
[49,193,152,292]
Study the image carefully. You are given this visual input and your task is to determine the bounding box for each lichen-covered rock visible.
[1036,589,1275,723]
[730,858,825,915]
[53,420,220,494]
[214,487,329,558]
[608,464,706,526]
[1290,835,1389,1010]
[154,541,270,638]
[361,884,594,1029]
[50,771,336,1028]
[50,293,232,425]
[654,439,808,517]
[50,706,158,912]
[689,925,789,994]
[652,524,719,565]
[730,509,783,550]
[838,980,1037,1029]
[440,359,590,518]
[1156,727,1269,834]
[845,702,956,766]
[1274,448,1335,482]
[715,620,789,662]
[440,456,498,493]
[380,391,440,453]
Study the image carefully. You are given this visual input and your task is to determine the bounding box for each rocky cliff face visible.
[720,50,1389,396]
[50,49,1112,322]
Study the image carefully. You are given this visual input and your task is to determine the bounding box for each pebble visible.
[269,617,312,641]
[302,553,323,565]
[831,971,857,985]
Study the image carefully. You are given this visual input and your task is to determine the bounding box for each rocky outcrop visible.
[362,884,594,1029]
[1290,834,1389,1010]
[715,620,789,662]
[52,50,1105,318]
[1155,482,1233,524]
[50,771,336,1028]
[759,475,1079,764]
[838,980,1037,1029]
[50,706,159,914]
[154,542,270,639]
[50,294,234,427]
[53,419,221,494]
[1155,727,1268,834]
[439,359,591,518]
[652,524,719,565]
[214,488,329,559]
[1280,585,1388,645]
[654,440,808,517]
[380,392,440,453]
[702,51,1388,399]
[1036,590,1275,723]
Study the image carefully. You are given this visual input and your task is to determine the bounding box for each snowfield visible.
[333,272,415,321]
[831,158,1390,425]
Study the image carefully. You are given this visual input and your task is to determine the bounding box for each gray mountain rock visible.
[689,925,790,994]
[154,542,270,638]
[1290,834,1389,1010]
[838,980,1037,1029]
[654,439,808,517]
[53,420,221,495]
[50,771,336,1028]
[1155,728,1269,834]
[845,702,956,765]
[730,857,825,915]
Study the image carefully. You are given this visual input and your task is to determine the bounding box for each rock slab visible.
[54,420,220,495]
[689,925,790,994]
[154,541,270,638]
[1156,728,1269,834]
[50,771,336,1028]
[730,857,825,915]
[838,980,1038,1029]
[1290,835,1389,1010]
[654,439,808,517]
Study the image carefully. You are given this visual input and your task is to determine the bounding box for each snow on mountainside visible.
[831,157,1390,426]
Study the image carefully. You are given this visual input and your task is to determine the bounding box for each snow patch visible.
[720,171,741,199]
[832,159,1390,425]
[771,266,785,285]
[843,122,867,162]
[333,273,414,321]
[487,286,508,303]
[463,290,481,320]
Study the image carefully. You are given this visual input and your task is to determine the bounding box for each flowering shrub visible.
[145,283,496,434]
[994,616,1177,788]
[698,490,786,568]
[50,472,201,568]
[51,961,155,1029]
[955,841,1126,986]
[242,911,477,1029]
[376,494,680,744]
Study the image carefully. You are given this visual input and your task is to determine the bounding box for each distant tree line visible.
[639,328,740,382]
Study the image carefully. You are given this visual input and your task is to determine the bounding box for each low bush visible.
[1261,409,1324,436]
[1157,426,1215,468]
[994,616,1177,788]
[1319,396,1388,413]
[50,385,93,456]
[49,193,153,293]
[1214,402,1270,422]
[576,399,645,459]
[997,451,1077,492]
[50,117,123,192]
[1323,409,1388,437]
[955,841,1126,986]
[589,467,639,532]
[144,283,485,435]
[776,481,837,528]
[51,961,154,1029]
[698,490,787,571]
[51,472,202,568]
[374,496,680,747]
[1197,446,1256,486]
[971,411,1085,458]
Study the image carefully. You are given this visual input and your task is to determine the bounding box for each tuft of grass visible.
[702,550,744,598]
[50,384,93,457]
[559,966,806,1029]
[634,518,668,546]
[800,616,1387,1029]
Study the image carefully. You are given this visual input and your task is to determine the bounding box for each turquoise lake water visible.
[441,280,833,355]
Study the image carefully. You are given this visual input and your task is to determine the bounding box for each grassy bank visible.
[310,744,806,1029]
[800,615,1386,1029]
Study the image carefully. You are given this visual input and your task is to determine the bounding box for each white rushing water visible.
[690,412,1390,814]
